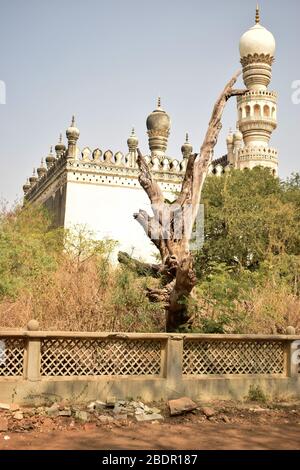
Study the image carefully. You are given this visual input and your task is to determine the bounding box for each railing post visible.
[166,335,183,397]
[287,339,300,378]
[24,320,41,381]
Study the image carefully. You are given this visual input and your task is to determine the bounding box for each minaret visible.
[181,133,193,160]
[55,133,66,158]
[37,158,47,178]
[236,5,278,174]
[146,97,170,158]
[127,127,138,167]
[45,146,55,169]
[226,129,234,166]
[66,116,80,160]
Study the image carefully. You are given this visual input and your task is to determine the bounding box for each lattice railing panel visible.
[40,338,162,376]
[0,338,25,376]
[182,340,285,375]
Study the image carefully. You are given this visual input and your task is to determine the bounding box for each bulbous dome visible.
[23,179,31,193]
[226,130,234,145]
[66,116,80,140]
[240,7,275,59]
[55,134,66,153]
[146,98,170,135]
[181,133,193,155]
[29,170,38,185]
[127,128,138,149]
[240,23,275,58]
[45,147,56,167]
[233,128,243,141]
[37,159,47,178]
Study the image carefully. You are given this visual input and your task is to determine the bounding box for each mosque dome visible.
[226,130,234,145]
[181,133,193,156]
[55,134,66,154]
[146,98,170,135]
[127,128,138,150]
[29,169,38,185]
[23,179,31,194]
[45,147,56,167]
[66,116,80,140]
[37,159,47,178]
[239,7,275,58]
[233,128,243,142]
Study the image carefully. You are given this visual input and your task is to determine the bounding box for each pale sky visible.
[0,0,299,203]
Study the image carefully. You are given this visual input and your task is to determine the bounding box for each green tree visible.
[197,168,300,277]
[0,204,62,298]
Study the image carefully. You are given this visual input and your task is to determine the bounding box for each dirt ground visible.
[1,401,300,450]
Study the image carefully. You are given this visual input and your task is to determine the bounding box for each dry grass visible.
[0,254,164,332]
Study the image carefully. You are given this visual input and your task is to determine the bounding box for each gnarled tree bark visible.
[119,71,248,332]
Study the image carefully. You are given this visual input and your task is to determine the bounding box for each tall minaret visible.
[236,5,278,175]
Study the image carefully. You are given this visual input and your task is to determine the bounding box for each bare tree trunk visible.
[119,71,247,332]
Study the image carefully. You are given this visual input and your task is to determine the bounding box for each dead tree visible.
[119,71,247,332]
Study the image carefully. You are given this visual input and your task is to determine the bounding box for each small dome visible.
[127,128,138,149]
[239,8,275,58]
[45,146,56,167]
[226,130,234,144]
[23,179,31,193]
[233,128,243,141]
[55,134,66,153]
[146,97,170,134]
[29,169,38,185]
[181,133,193,156]
[37,159,47,178]
[66,116,80,140]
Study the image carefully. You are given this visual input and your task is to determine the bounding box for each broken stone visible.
[95,401,106,409]
[58,409,72,417]
[136,413,164,422]
[23,409,36,417]
[97,415,114,424]
[10,404,20,412]
[87,402,96,411]
[0,417,9,432]
[46,404,59,418]
[75,410,89,422]
[220,414,230,423]
[249,407,267,413]
[150,407,161,414]
[13,411,23,421]
[168,397,198,416]
[202,407,216,418]
[0,403,10,411]
[106,397,117,407]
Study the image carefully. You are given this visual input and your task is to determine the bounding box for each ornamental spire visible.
[255,4,260,24]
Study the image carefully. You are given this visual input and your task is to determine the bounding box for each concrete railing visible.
[0,321,299,405]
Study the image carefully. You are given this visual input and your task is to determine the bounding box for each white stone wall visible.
[64,179,178,263]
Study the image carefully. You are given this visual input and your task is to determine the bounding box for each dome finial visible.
[157,96,161,109]
[71,115,75,126]
[181,132,193,157]
[255,4,260,24]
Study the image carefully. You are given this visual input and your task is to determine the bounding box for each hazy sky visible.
[0,0,299,204]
